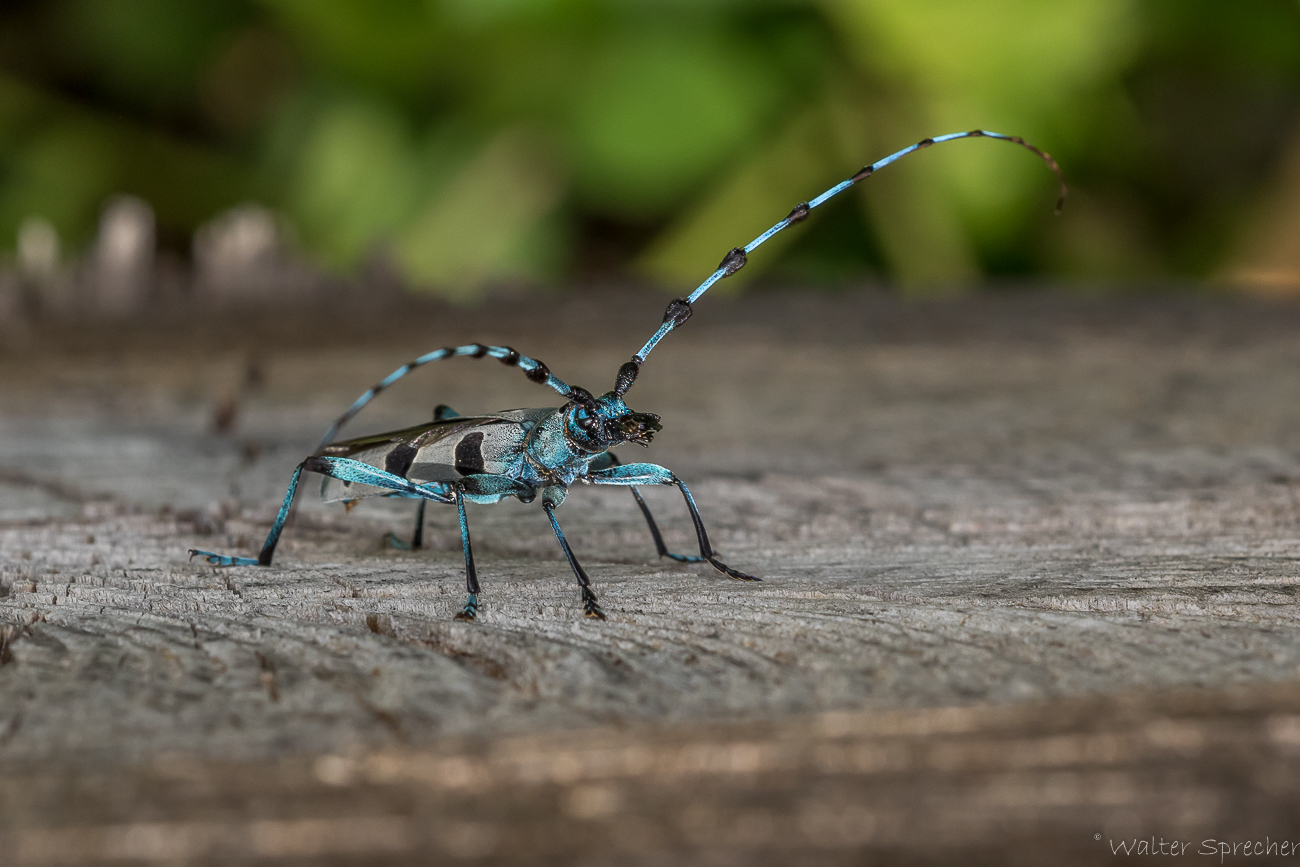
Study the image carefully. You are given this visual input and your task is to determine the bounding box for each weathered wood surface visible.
[5,683,1300,866]
[4,291,1300,862]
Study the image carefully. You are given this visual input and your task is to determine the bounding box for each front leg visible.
[582,463,758,582]
[590,453,705,565]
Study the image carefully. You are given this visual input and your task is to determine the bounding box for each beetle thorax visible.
[521,392,663,485]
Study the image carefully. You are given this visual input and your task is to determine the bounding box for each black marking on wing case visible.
[385,442,419,478]
[322,417,499,458]
[454,432,486,475]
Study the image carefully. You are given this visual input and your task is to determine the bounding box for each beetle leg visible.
[411,497,427,549]
[193,458,455,572]
[542,491,605,620]
[672,477,759,581]
[626,486,707,563]
[458,473,536,503]
[583,462,759,582]
[384,498,427,550]
[190,464,305,567]
[594,453,706,564]
[452,488,481,621]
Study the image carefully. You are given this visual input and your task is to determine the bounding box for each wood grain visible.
[3,292,1300,862]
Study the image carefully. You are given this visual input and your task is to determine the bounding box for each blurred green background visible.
[1,0,1299,299]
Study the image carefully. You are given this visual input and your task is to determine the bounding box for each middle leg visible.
[384,498,427,551]
[451,488,481,621]
[386,404,456,551]
[542,488,605,620]
[442,474,533,620]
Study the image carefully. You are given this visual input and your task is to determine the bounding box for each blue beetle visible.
[190,129,1065,621]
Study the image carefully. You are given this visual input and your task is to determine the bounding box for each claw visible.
[383,532,414,551]
[581,588,606,620]
[454,594,478,621]
[707,556,760,582]
[188,549,258,567]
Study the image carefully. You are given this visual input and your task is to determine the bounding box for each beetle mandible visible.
[190,129,1066,621]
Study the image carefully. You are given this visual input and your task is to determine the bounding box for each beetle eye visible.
[576,411,597,433]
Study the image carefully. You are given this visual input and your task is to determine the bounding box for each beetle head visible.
[564,391,661,451]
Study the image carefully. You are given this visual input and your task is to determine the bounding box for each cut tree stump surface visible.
[4,290,1300,862]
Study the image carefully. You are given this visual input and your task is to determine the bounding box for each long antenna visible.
[612,129,1066,397]
[315,343,582,452]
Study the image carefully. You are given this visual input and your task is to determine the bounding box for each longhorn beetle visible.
[191,130,1066,621]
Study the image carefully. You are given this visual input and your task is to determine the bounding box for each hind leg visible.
[190,465,305,567]
[191,458,454,568]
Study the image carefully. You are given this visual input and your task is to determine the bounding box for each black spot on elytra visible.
[385,442,419,478]
[454,432,485,475]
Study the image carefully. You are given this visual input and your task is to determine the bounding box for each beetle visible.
[190,129,1065,621]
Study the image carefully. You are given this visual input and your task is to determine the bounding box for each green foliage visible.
[260,0,444,92]
[565,23,785,215]
[0,0,1295,295]
[286,96,428,267]
[58,0,246,110]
